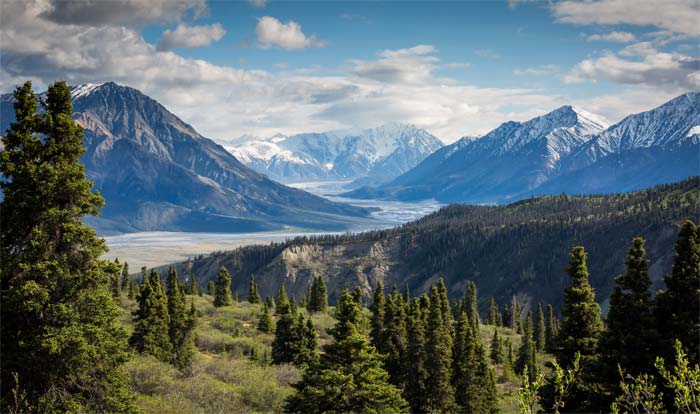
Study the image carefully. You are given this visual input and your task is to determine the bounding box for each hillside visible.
[162,177,699,312]
[0,82,371,234]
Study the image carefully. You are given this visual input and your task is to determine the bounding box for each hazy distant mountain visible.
[345,93,699,203]
[0,82,371,234]
[225,123,444,187]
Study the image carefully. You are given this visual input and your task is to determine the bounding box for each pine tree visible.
[248,274,261,304]
[111,258,122,299]
[166,266,193,369]
[258,303,275,333]
[0,81,135,412]
[272,286,300,364]
[285,290,408,413]
[602,237,657,395]
[294,315,318,367]
[130,272,172,363]
[383,285,407,386]
[487,296,499,325]
[424,284,456,413]
[370,279,386,354]
[436,278,454,335]
[308,275,328,313]
[490,328,504,364]
[545,304,556,352]
[517,312,538,381]
[213,266,233,307]
[535,303,546,352]
[352,286,363,306]
[557,246,604,364]
[656,221,700,364]
[276,285,290,314]
[464,280,480,330]
[120,261,130,292]
[404,298,429,413]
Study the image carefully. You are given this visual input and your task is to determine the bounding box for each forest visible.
[1,81,699,414]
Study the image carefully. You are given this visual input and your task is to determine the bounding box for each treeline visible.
[177,176,699,307]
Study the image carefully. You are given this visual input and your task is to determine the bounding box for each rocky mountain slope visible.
[345,93,699,203]
[0,82,371,234]
[225,123,443,187]
[162,177,699,312]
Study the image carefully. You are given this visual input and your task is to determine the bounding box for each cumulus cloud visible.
[586,31,636,42]
[552,0,700,36]
[348,45,439,84]
[157,23,226,51]
[41,0,207,26]
[255,16,327,50]
[514,64,559,76]
[563,48,700,90]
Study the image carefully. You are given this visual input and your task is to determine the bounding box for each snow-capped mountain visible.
[0,82,370,233]
[225,123,444,186]
[345,94,699,203]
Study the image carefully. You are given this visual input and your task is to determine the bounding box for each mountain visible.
[345,105,609,202]
[345,93,699,203]
[225,123,444,187]
[0,82,371,234]
[160,177,699,312]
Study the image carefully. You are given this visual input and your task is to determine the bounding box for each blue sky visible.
[1,0,698,142]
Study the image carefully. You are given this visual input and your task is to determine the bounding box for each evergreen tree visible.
[370,279,386,354]
[276,285,290,314]
[188,273,197,295]
[436,278,454,335]
[258,303,275,333]
[294,315,318,367]
[487,296,499,325]
[557,246,604,364]
[352,286,364,306]
[111,259,122,299]
[383,285,407,386]
[517,312,538,381]
[454,312,498,413]
[285,290,408,413]
[490,328,504,364]
[120,261,130,292]
[248,274,261,304]
[130,272,172,363]
[404,298,429,413]
[656,221,700,364]
[0,81,135,412]
[208,280,215,296]
[166,266,193,369]
[272,286,300,364]
[266,295,276,310]
[503,303,510,329]
[308,275,328,313]
[510,296,519,330]
[128,278,139,300]
[424,284,456,413]
[464,280,480,329]
[601,237,657,395]
[213,266,233,307]
[535,303,546,352]
[545,304,556,352]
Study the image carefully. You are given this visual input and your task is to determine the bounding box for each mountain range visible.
[224,123,444,188]
[344,93,700,203]
[0,82,372,234]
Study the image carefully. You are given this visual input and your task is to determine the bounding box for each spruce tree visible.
[383,285,407,386]
[258,303,275,333]
[516,312,537,381]
[285,290,408,413]
[188,273,198,295]
[535,303,546,352]
[656,221,700,364]
[545,304,556,352]
[0,80,135,413]
[120,261,130,292]
[602,237,657,394]
[487,296,499,325]
[404,298,429,413]
[454,312,498,413]
[490,328,504,364]
[130,272,172,363]
[111,258,122,299]
[424,284,456,413]
[248,274,261,304]
[128,278,138,300]
[352,286,363,306]
[272,286,300,364]
[276,284,290,314]
[308,275,328,313]
[370,279,386,354]
[510,296,519,330]
[294,315,318,367]
[213,266,233,307]
[167,266,193,368]
[465,280,480,329]
[208,280,215,296]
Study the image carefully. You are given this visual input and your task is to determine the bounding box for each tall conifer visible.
[424,285,456,413]
[213,266,233,307]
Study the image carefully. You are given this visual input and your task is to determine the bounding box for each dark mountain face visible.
[1,82,371,234]
[345,94,699,204]
[162,177,699,313]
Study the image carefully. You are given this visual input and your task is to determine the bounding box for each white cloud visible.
[157,23,226,51]
[348,45,439,84]
[474,49,500,59]
[586,31,636,42]
[552,0,700,36]
[514,64,559,76]
[255,16,327,50]
[563,48,700,90]
[618,41,657,57]
[41,0,207,26]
